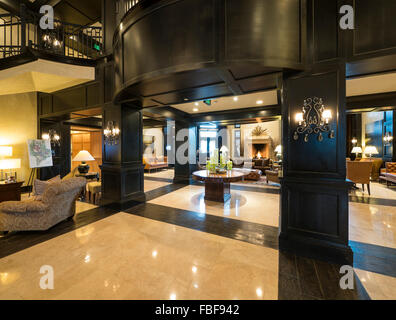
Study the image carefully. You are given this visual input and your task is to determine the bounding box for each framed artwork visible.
[27,139,53,168]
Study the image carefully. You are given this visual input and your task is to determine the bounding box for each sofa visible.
[234,168,262,181]
[380,162,396,186]
[231,158,273,173]
[143,156,168,173]
[0,177,86,233]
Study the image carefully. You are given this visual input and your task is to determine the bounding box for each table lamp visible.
[351,146,362,157]
[0,158,21,182]
[73,150,95,174]
[364,146,379,158]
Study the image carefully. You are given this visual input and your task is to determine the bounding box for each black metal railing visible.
[0,6,102,60]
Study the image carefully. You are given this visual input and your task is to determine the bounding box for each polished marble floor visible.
[1,179,396,300]
[0,212,279,300]
[144,179,172,192]
[149,184,279,227]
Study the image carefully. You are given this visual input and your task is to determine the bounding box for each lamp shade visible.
[0,159,21,170]
[0,146,12,157]
[275,145,282,154]
[72,150,95,162]
[364,146,379,155]
[351,147,362,154]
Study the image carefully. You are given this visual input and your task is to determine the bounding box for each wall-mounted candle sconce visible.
[104,121,120,145]
[351,137,358,145]
[384,132,393,145]
[293,97,335,143]
[42,129,61,147]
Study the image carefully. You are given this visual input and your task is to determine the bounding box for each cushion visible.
[33,175,61,196]
[0,201,48,214]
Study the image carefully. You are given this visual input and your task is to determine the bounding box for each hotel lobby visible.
[0,0,396,303]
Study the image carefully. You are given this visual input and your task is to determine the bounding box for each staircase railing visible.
[0,6,103,60]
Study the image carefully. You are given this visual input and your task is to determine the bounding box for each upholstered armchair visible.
[346,161,373,195]
[0,177,86,233]
[361,158,383,181]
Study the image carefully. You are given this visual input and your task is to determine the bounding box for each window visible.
[234,129,241,158]
[199,129,217,155]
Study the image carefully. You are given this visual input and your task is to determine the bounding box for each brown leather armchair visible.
[361,158,383,181]
[346,161,373,195]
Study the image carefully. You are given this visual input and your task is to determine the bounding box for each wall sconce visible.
[384,132,393,145]
[42,129,60,147]
[351,137,358,145]
[104,121,120,145]
[293,97,335,143]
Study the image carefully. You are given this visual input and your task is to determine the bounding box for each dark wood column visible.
[173,121,198,184]
[280,63,353,264]
[101,102,145,207]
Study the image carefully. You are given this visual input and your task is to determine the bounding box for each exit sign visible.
[203,99,212,106]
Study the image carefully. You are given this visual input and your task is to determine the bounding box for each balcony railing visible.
[0,6,102,60]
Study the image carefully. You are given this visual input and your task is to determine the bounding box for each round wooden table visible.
[192,170,249,203]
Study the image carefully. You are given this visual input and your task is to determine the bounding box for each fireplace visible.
[252,143,269,159]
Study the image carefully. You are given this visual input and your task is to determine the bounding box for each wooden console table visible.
[192,170,248,203]
[0,181,24,203]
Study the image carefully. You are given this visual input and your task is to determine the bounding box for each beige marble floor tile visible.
[76,201,98,214]
[0,212,279,300]
[144,179,171,192]
[149,185,279,226]
[355,268,396,300]
[349,202,396,249]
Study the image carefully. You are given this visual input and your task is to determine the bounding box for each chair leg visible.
[362,184,365,192]
[367,184,371,196]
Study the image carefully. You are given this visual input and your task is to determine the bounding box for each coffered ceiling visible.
[171,90,278,114]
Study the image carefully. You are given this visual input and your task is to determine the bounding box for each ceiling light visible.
[256,100,263,105]
[195,102,199,106]
[233,97,238,101]
[193,108,199,112]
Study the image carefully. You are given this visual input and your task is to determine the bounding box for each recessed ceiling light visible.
[184,98,189,101]
[195,102,199,106]
[233,97,238,101]
[193,108,199,112]
[256,100,264,105]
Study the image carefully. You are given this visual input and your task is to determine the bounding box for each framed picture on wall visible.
[27,139,53,169]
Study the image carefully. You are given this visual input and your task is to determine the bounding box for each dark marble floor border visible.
[0,206,118,259]
[144,176,173,183]
[145,183,188,201]
[124,202,279,250]
[349,195,396,207]
[350,241,396,278]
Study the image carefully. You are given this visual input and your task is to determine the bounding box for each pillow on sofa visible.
[33,175,61,196]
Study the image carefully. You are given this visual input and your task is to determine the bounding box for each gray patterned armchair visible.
[0,177,86,233]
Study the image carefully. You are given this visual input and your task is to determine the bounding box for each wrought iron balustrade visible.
[0,7,103,60]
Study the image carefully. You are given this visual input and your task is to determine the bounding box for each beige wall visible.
[0,92,37,185]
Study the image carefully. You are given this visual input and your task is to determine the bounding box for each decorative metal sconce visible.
[104,121,120,145]
[42,129,61,147]
[293,97,335,143]
[384,132,393,145]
